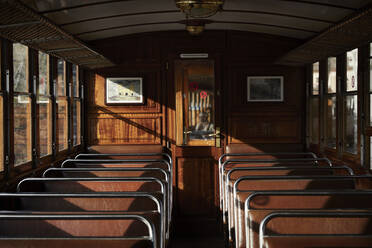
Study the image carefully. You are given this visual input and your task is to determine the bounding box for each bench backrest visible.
[246,192,372,248]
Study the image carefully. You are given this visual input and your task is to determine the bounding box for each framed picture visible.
[105,77,143,105]
[247,76,284,102]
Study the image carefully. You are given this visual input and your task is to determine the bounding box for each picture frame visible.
[247,76,284,102]
[105,77,143,105]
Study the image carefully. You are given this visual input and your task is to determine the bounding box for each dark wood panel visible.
[88,115,162,145]
[229,114,301,144]
[176,157,215,217]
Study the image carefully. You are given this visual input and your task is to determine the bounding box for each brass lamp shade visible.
[186,25,205,35]
[175,0,224,18]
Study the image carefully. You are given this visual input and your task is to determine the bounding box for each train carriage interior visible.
[1,0,372,247]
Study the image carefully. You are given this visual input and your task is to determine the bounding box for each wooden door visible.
[173,59,222,235]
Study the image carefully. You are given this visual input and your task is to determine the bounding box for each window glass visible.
[13,43,28,92]
[72,65,79,97]
[0,96,3,172]
[57,59,65,96]
[327,57,336,93]
[325,96,337,149]
[346,48,358,92]
[57,98,68,151]
[14,95,31,166]
[38,96,52,157]
[370,59,372,93]
[312,62,319,95]
[310,97,319,144]
[344,95,358,154]
[38,51,49,95]
[73,100,81,146]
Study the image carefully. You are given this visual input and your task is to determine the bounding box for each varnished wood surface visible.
[86,30,307,228]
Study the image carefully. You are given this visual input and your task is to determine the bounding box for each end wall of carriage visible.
[86,30,306,151]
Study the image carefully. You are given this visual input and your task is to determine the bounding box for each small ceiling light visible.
[186,24,205,36]
[175,0,224,18]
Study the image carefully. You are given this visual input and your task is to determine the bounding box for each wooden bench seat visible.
[260,212,372,248]
[230,175,362,248]
[223,165,353,228]
[246,191,372,248]
[0,192,164,248]
[0,213,157,248]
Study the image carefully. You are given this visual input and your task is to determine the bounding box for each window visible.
[344,49,358,154]
[38,51,52,157]
[325,57,337,149]
[72,65,81,146]
[13,43,31,166]
[309,62,320,145]
[56,59,68,151]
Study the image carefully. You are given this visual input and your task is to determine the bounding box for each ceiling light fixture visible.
[175,0,224,18]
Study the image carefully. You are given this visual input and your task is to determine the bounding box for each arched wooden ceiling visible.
[1,0,371,68]
[21,0,371,41]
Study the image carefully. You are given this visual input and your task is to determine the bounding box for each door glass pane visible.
[57,59,65,96]
[312,62,319,95]
[13,43,28,92]
[370,59,372,92]
[344,95,358,154]
[38,96,52,157]
[73,100,81,146]
[370,94,372,126]
[14,95,31,166]
[327,57,336,93]
[38,51,49,95]
[184,61,215,144]
[72,65,79,97]
[346,48,358,92]
[325,96,336,149]
[57,97,68,151]
[310,97,319,144]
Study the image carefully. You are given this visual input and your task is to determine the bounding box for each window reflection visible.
[186,75,214,141]
[327,57,336,93]
[57,98,68,151]
[13,43,28,92]
[325,96,337,149]
[14,95,31,166]
[310,98,319,144]
[344,95,358,154]
[312,62,319,95]
[346,49,358,92]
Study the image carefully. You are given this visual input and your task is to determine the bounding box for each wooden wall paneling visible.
[90,70,162,114]
[176,157,215,216]
[228,113,301,144]
[88,114,162,145]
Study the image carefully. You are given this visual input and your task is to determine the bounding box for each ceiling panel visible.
[64,12,184,34]
[43,0,178,24]
[207,23,312,39]
[78,23,184,40]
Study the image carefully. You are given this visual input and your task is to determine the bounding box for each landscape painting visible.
[106,77,143,104]
[247,76,283,102]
